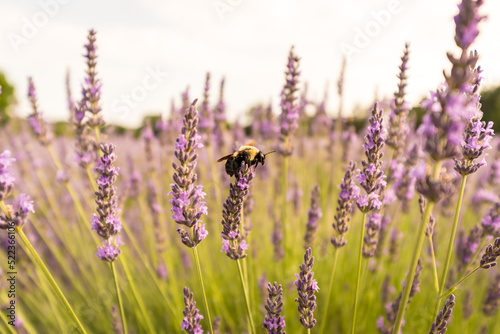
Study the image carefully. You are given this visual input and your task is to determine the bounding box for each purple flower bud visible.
[0,150,15,200]
[294,247,318,329]
[181,287,204,334]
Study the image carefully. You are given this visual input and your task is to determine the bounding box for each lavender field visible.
[1,0,500,333]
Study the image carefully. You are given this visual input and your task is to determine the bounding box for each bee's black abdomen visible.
[225,158,237,177]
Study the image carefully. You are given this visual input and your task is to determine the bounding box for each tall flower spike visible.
[481,202,500,237]
[220,162,254,260]
[480,237,500,269]
[454,119,494,175]
[0,150,15,201]
[294,247,319,329]
[386,43,411,159]
[304,185,321,248]
[169,99,209,248]
[429,294,456,334]
[27,77,53,146]
[277,46,300,156]
[263,282,286,334]
[199,72,214,144]
[91,144,123,262]
[331,161,357,248]
[354,103,387,213]
[83,29,104,129]
[0,193,35,230]
[181,287,204,334]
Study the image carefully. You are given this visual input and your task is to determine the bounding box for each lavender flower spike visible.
[331,161,357,248]
[277,46,300,156]
[0,193,35,230]
[0,150,15,201]
[263,282,286,334]
[83,29,104,129]
[27,77,53,146]
[480,237,500,269]
[220,162,254,260]
[91,144,123,262]
[429,294,456,334]
[454,119,494,175]
[169,99,209,248]
[304,185,322,248]
[482,202,500,237]
[181,287,204,334]
[294,247,319,329]
[354,103,387,213]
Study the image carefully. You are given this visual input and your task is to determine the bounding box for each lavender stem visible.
[111,261,127,334]
[192,246,214,334]
[351,212,367,334]
[392,161,441,333]
[435,175,468,317]
[428,234,440,293]
[320,247,339,334]
[236,258,256,334]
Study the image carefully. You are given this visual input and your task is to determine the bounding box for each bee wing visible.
[243,139,256,147]
[217,153,235,162]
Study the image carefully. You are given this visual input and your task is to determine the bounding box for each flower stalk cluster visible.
[294,247,319,329]
[386,43,411,159]
[0,151,15,201]
[429,294,456,334]
[181,287,204,334]
[27,78,53,146]
[220,163,254,260]
[83,29,104,129]
[354,103,387,213]
[277,46,300,156]
[304,185,321,248]
[331,161,357,248]
[91,144,123,262]
[169,100,209,248]
[263,282,286,334]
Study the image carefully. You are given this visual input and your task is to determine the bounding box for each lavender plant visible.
[294,247,319,332]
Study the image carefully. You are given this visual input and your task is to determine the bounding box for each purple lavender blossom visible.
[213,77,226,148]
[169,99,209,248]
[483,274,500,316]
[455,119,494,175]
[92,144,123,262]
[0,150,15,200]
[0,193,35,230]
[456,225,482,270]
[454,0,486,50]
[294,247,318,329]
[220,162,254,260]
[263,282,286,334]
[277,46,300,156]
[480,237,500,269]
[304,185,322,248]
[429,294,456,334]
[354,104,387,213]
[27,77,53,145]
[332,161,357,248]
[83,29,104,129]
[363,213,383,258]
[199,72,214,144]
[481,202,500,237]
[386,43,411,159]
[181,287,204,334]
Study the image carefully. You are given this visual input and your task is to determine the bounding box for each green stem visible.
[281,153,289,269]
[350,212,367,334]
[428,234,440,293]
[392,161,441,334]
[193,246,214,334]
[120,257,156,334]
[440,266,481,299]
[236,259,256,334]
[434,175,467,317]
[86,165,98,193]
[320,247,339,334]
[16,228,87,334]
[111,261,128,334]
[392,200,435,334]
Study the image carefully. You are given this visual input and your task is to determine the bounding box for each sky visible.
[1,0,499,128]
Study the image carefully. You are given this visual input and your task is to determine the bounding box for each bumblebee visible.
[217,146,275,177]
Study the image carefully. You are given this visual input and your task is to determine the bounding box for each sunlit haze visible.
[1,0,500,127]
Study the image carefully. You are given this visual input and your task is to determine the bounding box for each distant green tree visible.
[0,72,16,126]
[480,85,500,132]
